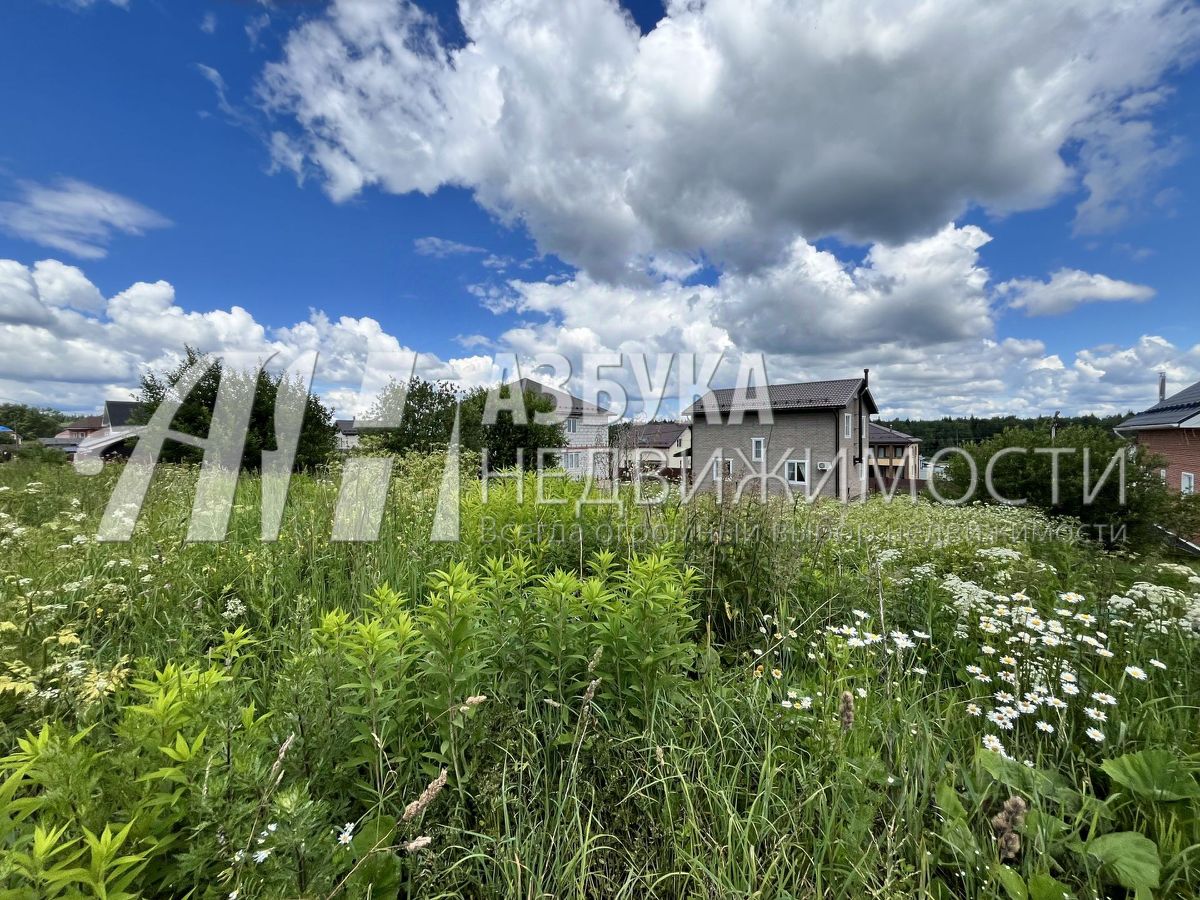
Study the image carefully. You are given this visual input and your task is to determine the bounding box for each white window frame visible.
[751,436,765,461]
[1183,472,1195,496]
[565,417,578,434]
[564,450,582,469]
[712,457,734,481]
[785,459,806,484]
[844,413,852,439]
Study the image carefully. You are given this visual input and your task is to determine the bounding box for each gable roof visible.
[103,400,144,428]
[1116,379,1200,431]
[685,377,878,417]
[513,378,612,420]
[62,415,103,431]
[335,419,357,435]
[869,422,920,445]
[628,420,687,448]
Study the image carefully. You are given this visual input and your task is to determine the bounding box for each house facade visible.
[1116,375,1200,496]
[686,373,878,499]
[867,423,921,480]
[56,415,103,440]
[335,419,359,451]
[514,378,612,478]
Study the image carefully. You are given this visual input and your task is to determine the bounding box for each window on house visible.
[1183,472,1196,496]
[751,437,765,461]
[785,459,806,484]
[878,446,890,458]
[712,458,733,481]
[844,413,852,439]
[565,417,578,434]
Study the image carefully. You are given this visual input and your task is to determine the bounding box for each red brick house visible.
[1116,375,1200,496]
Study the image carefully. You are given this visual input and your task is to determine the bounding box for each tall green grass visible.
[0,458,1197,898]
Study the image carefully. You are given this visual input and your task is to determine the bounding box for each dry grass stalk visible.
[403,768,448,822]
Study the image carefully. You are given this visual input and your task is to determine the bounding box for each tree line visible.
[880,413,1131,455]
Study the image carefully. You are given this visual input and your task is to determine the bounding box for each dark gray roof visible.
[628,421,687,448]
[869,422,920,445]
[685,378,878,417]
[104,400,144,427]
[335,419,357,434]
[1116,379,1200,431]
[514,378,612,419]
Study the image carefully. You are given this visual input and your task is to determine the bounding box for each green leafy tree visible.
[130,346,336,470]
[358,378,460,455]
[359,379,564,469]
[941,424,1172,545]
[0,403,72,439]
[461,385,565,469]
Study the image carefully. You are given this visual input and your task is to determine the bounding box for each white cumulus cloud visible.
[1000,269,1155,316]
[260,0,1200,279]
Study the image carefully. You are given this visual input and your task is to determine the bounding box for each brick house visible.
[685,372,879,499]
[1116,375,1200,496]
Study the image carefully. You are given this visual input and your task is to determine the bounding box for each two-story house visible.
[513,378,612,478]
[868,423,921,480]
[685,372,879,499]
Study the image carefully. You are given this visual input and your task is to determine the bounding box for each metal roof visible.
[1116,379,1200,431]
[61,415,103,431]
[628,421,687,448]
[104,400,144,427]
[685,378,877,417]
[869,422,920,444]
[514,378,612,420]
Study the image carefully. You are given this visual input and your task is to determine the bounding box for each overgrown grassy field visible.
[1,458,1198,899]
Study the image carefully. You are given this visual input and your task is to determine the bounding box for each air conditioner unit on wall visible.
[816,461,831,471]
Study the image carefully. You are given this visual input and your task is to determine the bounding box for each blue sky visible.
[2,0,1200,419]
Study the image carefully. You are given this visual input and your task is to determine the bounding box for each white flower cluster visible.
[975,547,1022,562]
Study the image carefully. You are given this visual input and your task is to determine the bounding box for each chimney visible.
[863,367,870,387]
[1159,372,1167,402]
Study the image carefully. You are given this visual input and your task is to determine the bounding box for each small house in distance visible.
[868,422,920,480]
[616,420,691,479]
[335,419,359,451]
[56,415,103,441]
[1116,374,1200,496]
